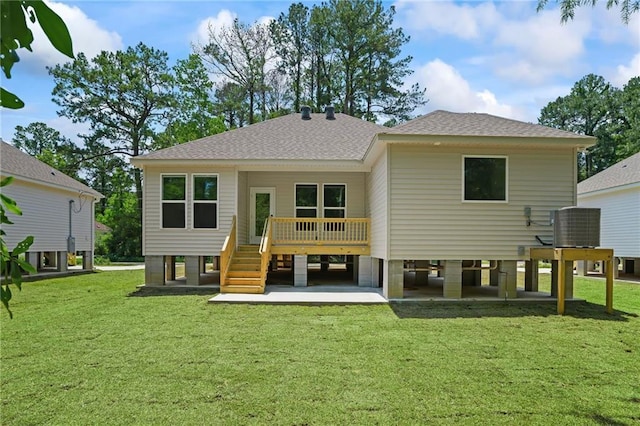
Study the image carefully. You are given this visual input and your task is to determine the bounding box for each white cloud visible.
[21,1,122,73]
[610,53,640,86]
[394,0,500,40]
[409,59,526,120]
[191,9,237,46]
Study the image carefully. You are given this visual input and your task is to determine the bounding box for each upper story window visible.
[295,184,318,218]
[323,184,346,218]
[162,175,186,228]
[193,175,218,229]
[463,156,507,202]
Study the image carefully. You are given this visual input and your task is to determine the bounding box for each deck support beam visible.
[383,260,403,299]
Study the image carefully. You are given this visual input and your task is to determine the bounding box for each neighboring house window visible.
[162,175,186,228]
[193,175,218,229]
[323,184,346,218]
[463,156,508,202]
[295,184,318,218]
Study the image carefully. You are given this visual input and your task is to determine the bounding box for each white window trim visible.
[294,183,319,218]
[192,173,219,230]
[322,183,347,218]
[461,155,509,203]
[160,173,187,229]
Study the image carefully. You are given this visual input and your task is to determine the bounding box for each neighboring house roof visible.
[578,151,640,195]
[384,110,595,139]
[135,113,386,162]
[0,141,103,198]
[95,221,112,232]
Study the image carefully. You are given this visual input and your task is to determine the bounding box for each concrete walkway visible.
[209,285,387,304]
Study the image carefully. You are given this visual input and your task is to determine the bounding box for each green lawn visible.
[1,271,639,425]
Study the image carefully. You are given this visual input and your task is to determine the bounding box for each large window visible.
[162,175,186,228]
[193,175,218,229]
[323,184,346,218]
[295,184,318,218]
[463,156,507,202]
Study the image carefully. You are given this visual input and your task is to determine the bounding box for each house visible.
[131,108,596,299]
[0,141,103,273]
[578,152,640,277]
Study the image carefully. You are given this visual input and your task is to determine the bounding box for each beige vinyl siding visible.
[388,145,576,260]
[237,171,248,245]
[579,187,640,257]
[2,179,95,252]
[246,171,366,218]
[366,147,388,259]
[143,166,236,255]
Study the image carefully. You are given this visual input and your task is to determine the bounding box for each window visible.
[295,184,318,218]
[193,175,218,229]
[463,156,507,201]
[323,184,346,218]
[162,175,186,228]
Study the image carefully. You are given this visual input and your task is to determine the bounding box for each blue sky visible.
[1,0,638,144]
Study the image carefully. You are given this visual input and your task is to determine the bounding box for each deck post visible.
[551,260,559,297]
[498,260,517,299]
[383,259,403,299]
[145,255,165,286]
[294,255,307,287]
[605,257,614,314]
[357,256,373,287]
[443,260,462,298]
[185,256,202,285]
[524,260,539,292]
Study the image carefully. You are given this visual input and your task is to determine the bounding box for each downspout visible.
[68,200,75,253]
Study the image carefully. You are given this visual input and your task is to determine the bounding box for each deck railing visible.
[220,215,236,285]
[258,216,273,286]
[271,217,370,246]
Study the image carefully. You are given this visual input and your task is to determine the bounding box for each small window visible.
[323,184,346,218]
[464,156,507,201]
[162,175,186,228]
[193,175,218,229]
[295,184,318,218]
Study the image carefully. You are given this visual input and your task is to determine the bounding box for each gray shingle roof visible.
[137,113,386,161]
[385,110,595,139]
[0,141,102,198]
[578,152,640,194]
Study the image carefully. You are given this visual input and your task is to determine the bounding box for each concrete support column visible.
[145,255,165,286]
[294,255,307,287]
[185,256,202,286]
[212,256,220,271]
[371,258,380,288]
[551,260,573,298]
[634,259,640,276]
[524,260,539,292]
[357,256,372,287]
[443,260,462,298]
[612,258,620,279]
[82,250,94,270]
[498,260,517,299]
[25,252,40,274]
[56,251,68,272]
[489,267,499,287]
[166,256,176,281]
[383,259,403,299]
[462,260,481,286]
[577,260,588,276]
[414,260,431,286]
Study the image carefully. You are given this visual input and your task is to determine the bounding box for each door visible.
[250,187,276,244]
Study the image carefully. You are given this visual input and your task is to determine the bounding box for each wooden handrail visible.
[220,215,236,286]
[270,217,369,246]
[258,216,272,287]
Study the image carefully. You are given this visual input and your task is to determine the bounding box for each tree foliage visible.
[537,0,639,24]
[1,177,36,318]
[1,0,73,108]
[539,74,640,180]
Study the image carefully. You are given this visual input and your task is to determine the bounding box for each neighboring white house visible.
[578,152,640,277]
[131,108,596,299]
[0,141,103,273]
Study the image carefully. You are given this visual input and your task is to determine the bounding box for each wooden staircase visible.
[221,245,266,294]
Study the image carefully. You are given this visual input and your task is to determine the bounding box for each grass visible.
[1,271,639,425]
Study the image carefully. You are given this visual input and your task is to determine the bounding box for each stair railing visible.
[220,215,236,286]
[258,216,273,289]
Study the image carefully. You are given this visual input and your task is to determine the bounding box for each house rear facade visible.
[131,109,595,298]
